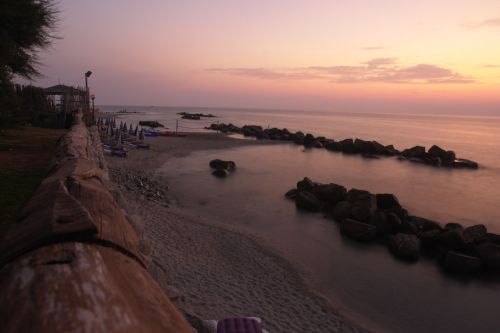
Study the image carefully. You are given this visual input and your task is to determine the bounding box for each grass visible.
[0,126,67,235]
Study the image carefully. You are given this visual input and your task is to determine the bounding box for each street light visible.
[84,70,92,124]
[91,94,95,125]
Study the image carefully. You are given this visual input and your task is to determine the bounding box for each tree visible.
[0,0,57,127]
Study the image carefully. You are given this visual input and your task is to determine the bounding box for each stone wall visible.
[0,113,192,333]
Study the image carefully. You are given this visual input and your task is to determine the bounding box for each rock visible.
[350,205,372,222]
[304,133,316,146]
[399,219,418,235]
[476,243,500,270]
[312,183,347,204]
[419,229,442,249]
[331,201,351,222]
[407,216,442,232]
[325,141,342,151]
[401,146,426,159]
[463,224,487,244]
[371,211,401,236]
[384,145,400,155]
[212,168,229,178]
[310,140,323,148]
[284,189,298,200]
[345,188,372,203]
[295,191,321,212]
[209,159,236,170]
[339,139,357,154]
[437,229,466,251]
[376,193,401,210]
[354,139,376,154]
[426,157,442,167]
[444,251,482,274]
[428,145,446,159]
[478,233,500,245]
[453,159,479,169]
[445,223,463,232]
[340,218,377,242]
[297,177,316,192]
[441,150,456,166]
[388,233,421,261]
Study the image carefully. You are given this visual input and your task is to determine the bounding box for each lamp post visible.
[91,94,95,125]
[84,70,92,124]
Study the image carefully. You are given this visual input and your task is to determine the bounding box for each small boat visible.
[143,131,161,137]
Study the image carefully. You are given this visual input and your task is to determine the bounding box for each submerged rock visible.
[209,159,236,171]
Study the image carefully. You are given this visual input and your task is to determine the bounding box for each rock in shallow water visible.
[212,168,230,178]
[295,191,321,212]
[340,218,377,242]
[388,233,421,261]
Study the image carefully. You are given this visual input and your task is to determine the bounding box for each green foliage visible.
[0,0,57,128]
[0,0,58,81]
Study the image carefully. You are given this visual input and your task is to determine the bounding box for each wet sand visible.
[105,133,369,333]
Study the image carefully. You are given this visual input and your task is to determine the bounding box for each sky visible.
[25,0,500,113]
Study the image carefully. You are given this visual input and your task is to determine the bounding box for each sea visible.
[102,105,500,333]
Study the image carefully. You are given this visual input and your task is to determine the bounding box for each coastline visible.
[105,133,372,333]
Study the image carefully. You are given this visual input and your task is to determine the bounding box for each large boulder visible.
[476,243,500,270]
[407,216,442,232]
[331,201,352,222]
[340,218,377,242]
[437,229,466,252]
[297,177,316,192]
[376,193,401,210]
[441,150,456,166]
[313,183,347,204]
[350,205,372,222]
[388,233,421,261]
[463,224,487,244]
[325,141,343,152]
[443,251,482,274]
[284,189,298,200]
[371,211,401,236]
[353,139,376,154]
[384,145,400,156]
[303,133,316,146]
[401,146,426,159]
[209,159,236,171]
[212,168,230,178]
[419,228,442,249]
[295,191,321,212]
[345,189,376,214]
[339,139,357,154]
[428,145,446,159]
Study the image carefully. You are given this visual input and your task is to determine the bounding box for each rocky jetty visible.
[285,177,500,276]
[209,159,236,178]
[206,123,479,169]
[178,112,216,120]
[139,120,164,128]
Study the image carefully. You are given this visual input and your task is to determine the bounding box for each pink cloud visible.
[208,59,474,84]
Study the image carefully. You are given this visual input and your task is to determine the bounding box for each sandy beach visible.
[105,133,369,333]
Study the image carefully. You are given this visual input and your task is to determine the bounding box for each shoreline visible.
[105,133,373,333]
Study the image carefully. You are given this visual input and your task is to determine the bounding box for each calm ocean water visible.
[103,105,500,333]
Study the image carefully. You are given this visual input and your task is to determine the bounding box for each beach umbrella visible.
[117,130,122,146]
[129,124,133,135]
[139,129,144,141]
[123,122,127,132]
[110,127,114,137]
[134,125,138,137]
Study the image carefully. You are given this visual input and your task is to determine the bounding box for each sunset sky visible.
[27,0,500,113]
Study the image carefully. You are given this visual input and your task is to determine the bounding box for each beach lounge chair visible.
[217,318,263,333]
